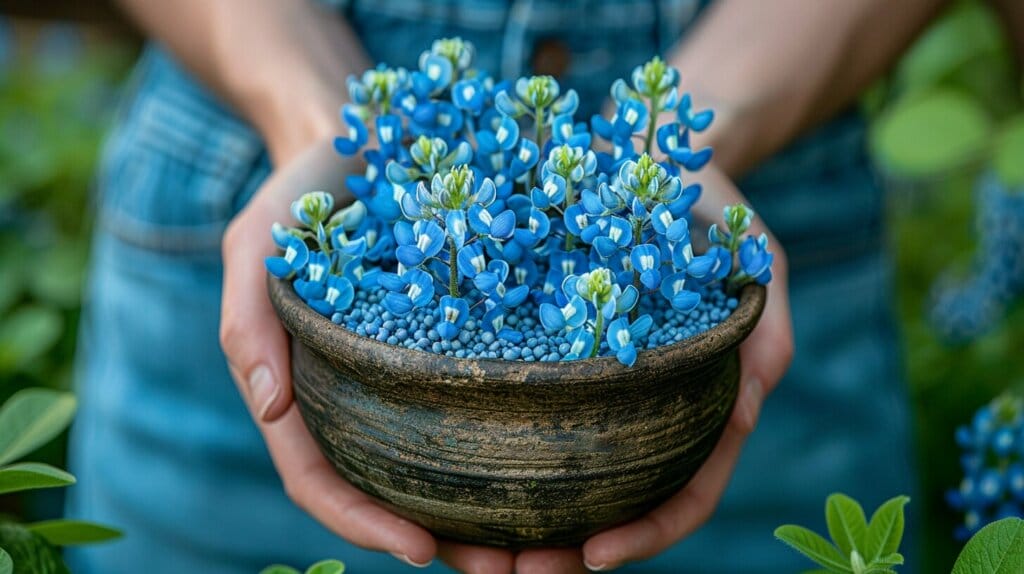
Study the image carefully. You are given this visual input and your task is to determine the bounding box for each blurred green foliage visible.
[868,1,1024,571]
[0,22,132,521]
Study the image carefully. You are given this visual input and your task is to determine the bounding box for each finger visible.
[582,421,747,570]
[436,540,515,574]
[260,404,438,566]
[734,252,793,433]
[222,208,294,422]
[515,548,588,574]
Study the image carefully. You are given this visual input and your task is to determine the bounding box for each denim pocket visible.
[97,48,264,254]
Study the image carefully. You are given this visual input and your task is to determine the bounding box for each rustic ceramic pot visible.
[268,276,766,548]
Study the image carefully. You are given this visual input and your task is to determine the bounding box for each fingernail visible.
[390,552,432,568]
[584,559,611,571]
[248,365,280,421]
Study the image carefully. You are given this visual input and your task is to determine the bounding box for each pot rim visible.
[269,275,766,385]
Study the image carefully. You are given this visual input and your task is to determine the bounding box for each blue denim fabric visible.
[66,1,917,572]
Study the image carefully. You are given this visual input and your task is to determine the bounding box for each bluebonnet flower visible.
[550,113,591,149]
[539,295,588,332]
[606,314,653,367]
[948,393,1024,541]
[290,191,334,227]
[334,105,370,156]
[265,234,309,279]
[394,220,446,266]
[656,122,713,171]
[437,295,470,340]
[660,272,701,312]
[737,234,774,285]
[630,244,662,290]
[380,268,435,316]
[592,98,648,146]
[496,75,578,121]
[676,93,714,132]
[308,274,356,317]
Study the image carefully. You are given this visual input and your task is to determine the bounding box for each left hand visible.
[513,169,794,573]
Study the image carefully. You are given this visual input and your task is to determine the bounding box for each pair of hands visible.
[220,138,794,573]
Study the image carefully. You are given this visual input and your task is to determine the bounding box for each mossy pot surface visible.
[269,276,766,548]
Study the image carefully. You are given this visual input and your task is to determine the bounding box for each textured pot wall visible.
[271,277,765,547]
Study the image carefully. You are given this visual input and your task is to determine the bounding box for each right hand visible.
[220,139,517,573]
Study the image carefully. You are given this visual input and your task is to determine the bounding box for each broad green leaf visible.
[952,517,1024,574]
[774,525,852,573]
[872,553,904,567]
[864,496,910,562]
[0,548,10,574]
[306,560,345,574]
[259,567,301,574]
[994,116,1024,187]
[896,2,1005,91]
[871,89,991,178]
[825,493,868,558]
[27,520,122,546]
[0,463,75,494]
[0,306,64,373]
[27,243,88,309]
[0,389,76,465]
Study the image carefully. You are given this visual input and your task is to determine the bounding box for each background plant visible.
[775,493,1024,574]
[0,388,122,574]
[260,559,345,574]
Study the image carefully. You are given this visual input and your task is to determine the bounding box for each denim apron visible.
[66,1,917,572]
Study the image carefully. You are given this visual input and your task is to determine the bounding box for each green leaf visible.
[871,89,991,178]
[0,306,64,373]
[872,553,904,567]
[0,548,11,574]
[994,115,1024,187]
[0,389,77,465]
[0,463,75,494]
[305,560,345,574]
[774,525,853,573]
[26,520,122,546]
[952,517,1024,574]
[864,496,910,562]
[826,493,868,558]
[259,567,301,574]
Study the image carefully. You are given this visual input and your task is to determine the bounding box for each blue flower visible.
[437,295,470,340]
[688,246,732,284]
[452,78,486,114]
[394,220,446,266]
[375,114,404,159]
[592,98,648,145]
[606,314,653,367]
[531,174,566,209]
[630,244,662,290]
[509,138,540,180]
[551,113,592,149]
[265,235,310,279]
[294,251,331,301]
[660,271,701,312]
[334,105,369,156]
[539,295,588,332]
[308,274,355,317]
[564,329,595,360]
[380,268,435,316]
[468,204,516,240]
[456,242,488,279]
[476,114,520,154]
[592,216,633,259]
[677,93,715,132]
[650,203,690,242]
[413,54,454,95]
[738,233,774,285]
[656,122,713,171]
[473,260,529,308]
[513,207,551,247]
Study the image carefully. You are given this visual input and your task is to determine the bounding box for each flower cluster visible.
[267,38,774,366]
[946,393,1024,540]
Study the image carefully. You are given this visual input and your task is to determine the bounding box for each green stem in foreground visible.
[630,219,643,322]
[564,180,576,251]
[644,96,658,154]
[589,314,604,358]
[448,238,460,297]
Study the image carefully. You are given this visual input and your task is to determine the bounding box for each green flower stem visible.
[590,314,605,358]
[448,238,460,297]
[644,96,658,154]
[535,106,546,156]
[564,181,577,251]
[631,219,643,322]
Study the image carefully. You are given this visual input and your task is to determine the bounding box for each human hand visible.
[221,139,517,573]
[513,166,794,573]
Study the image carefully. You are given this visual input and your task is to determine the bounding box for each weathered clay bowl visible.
[269,276,766,548]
